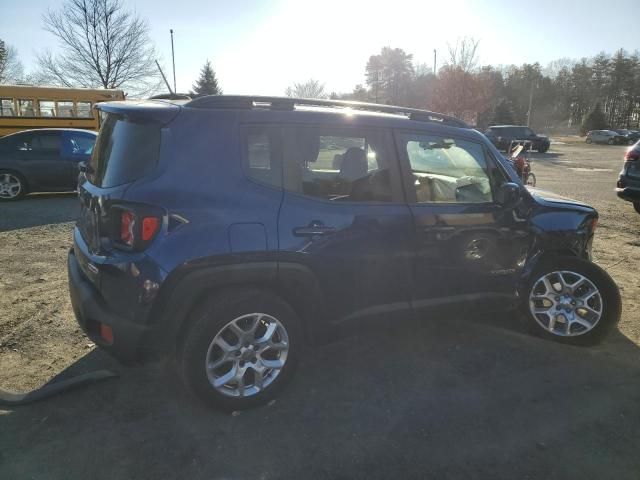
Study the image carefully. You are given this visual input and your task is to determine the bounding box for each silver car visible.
[586,130,626,145]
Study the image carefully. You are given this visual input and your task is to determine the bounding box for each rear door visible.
[395,129,531,311]
[277,123,415,324]
[19,131,66,189]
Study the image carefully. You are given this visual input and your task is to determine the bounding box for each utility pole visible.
[433,49,437,75]
[526,80,536,127]
[170,29,177,93]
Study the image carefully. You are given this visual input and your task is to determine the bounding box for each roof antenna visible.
[155,60,174,95]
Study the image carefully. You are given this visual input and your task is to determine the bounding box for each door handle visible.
[293,222,336,237]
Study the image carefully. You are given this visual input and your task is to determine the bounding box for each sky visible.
[1,0,640,96]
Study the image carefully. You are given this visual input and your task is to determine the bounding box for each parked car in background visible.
[68,96,620,411]
[613,129,640,145]
[585,130,627,145]
[616,140,640,214]
[484,125,550,153]
[0,128,97,200]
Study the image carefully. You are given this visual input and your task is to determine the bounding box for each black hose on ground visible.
[0,370,119,406]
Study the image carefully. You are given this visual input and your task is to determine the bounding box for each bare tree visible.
[37,0,161,95]
[0,40,25,83]
[446,37,480,73]
[285,79,327,99]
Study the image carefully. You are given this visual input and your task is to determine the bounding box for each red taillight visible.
[120,211,135,246]
[624,150,639,161]
[99,323,114,344]
[141,216,160,241]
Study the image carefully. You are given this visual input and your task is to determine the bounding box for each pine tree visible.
[581,103,608,135]
[491,98,515,125]
[191,60,221,97]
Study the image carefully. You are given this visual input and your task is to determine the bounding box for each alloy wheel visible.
[0,173,22,199]
[205,313,289,398]
[529,270,603,337]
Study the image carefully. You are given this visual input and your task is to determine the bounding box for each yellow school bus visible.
[0,85,125,136]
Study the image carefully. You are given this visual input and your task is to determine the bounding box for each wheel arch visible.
[143,261,328,359]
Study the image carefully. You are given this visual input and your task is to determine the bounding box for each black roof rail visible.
[185,95,469,128]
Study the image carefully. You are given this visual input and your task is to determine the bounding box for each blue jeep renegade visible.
[68,96,621,410]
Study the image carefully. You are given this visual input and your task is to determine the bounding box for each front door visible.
[277,124,414,324]
[395,130,532,311]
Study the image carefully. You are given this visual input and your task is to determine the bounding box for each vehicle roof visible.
[488,125,529,128]
[96,96,478,136]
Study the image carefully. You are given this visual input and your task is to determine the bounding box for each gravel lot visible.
[1,140,640,479]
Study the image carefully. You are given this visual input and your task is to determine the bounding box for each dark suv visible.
[484,125,550,153]
[68,96,620,410]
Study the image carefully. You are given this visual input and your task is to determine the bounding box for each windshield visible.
[88,113,161,188]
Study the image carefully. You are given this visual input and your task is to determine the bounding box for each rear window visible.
[89,113,161,188]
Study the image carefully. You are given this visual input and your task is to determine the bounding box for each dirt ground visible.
[1,142,640,479]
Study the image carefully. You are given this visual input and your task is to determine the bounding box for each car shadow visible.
[0,192,78,232]
[2,314,640,479]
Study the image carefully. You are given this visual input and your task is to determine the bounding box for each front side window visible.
[402,133,494,204]
[282,126,393,203]
[67,133,95,155]
[18,99,35,117]
[1,98,15,116]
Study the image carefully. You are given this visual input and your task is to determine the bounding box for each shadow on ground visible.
[2,314,640,480]
[0,193,78,232]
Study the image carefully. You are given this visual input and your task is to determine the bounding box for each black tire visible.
[585,137,592,144]
[520,257,621,346]
[633,202,640,215]
[607,138,614,145]
[179,288,302,410]
[537,146,549,153]
[0,170,27,201]
[628,139,635,145]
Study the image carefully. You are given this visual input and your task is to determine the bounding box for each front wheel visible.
[179,288,301,410]
[537,146,549,153]
[585,137,592,144]
[522,258,621,346]
[607,138,614,145]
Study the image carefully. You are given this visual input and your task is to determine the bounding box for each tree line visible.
[333,41,640,133]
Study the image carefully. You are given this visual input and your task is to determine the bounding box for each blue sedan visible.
[0,128,97,200]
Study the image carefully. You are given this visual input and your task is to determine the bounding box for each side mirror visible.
[496,182,522,208]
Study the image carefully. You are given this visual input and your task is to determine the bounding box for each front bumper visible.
[68,248,150,363]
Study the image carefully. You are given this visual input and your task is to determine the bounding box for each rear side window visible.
[242,127,282,188]
[89,113,161,188]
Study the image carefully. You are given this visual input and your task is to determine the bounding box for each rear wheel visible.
[537,146,549,153]
[607,138,614,145]
[633,202,640,214]
[522,258,621,346]
[585,137,592,144]
[0,171,26,201]
[179,288,301,410]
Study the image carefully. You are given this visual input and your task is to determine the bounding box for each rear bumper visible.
[616,186,640,202]
[68,248,149,363]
